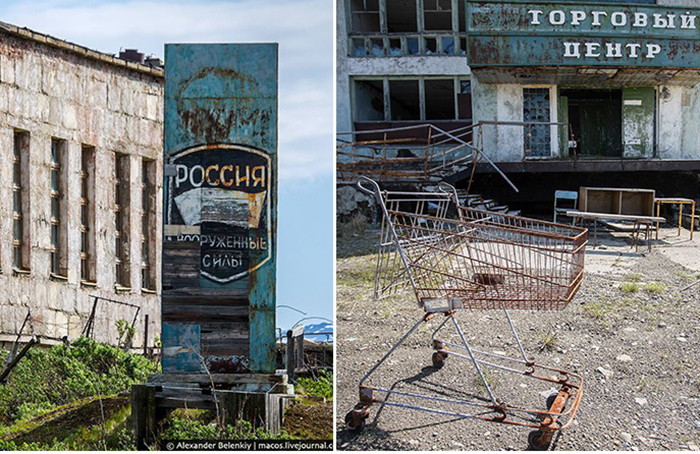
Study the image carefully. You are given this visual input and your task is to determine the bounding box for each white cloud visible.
[1,0,333,182]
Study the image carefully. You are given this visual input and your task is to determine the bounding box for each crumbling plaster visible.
[0,33,163,349]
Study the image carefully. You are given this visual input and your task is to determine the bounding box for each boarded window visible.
[424,0,452,31]
[386,0,417,32]
[351,0,380,32]
[141,159,156,291]
[115,154,130,288]
[50,138,68,277]
[389,80,420,121]
[354,80,385,121]
[13,131,30,271]
[425,79,455,120]
[81,145,96,283]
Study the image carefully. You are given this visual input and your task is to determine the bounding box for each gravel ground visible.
[336,226,700,451]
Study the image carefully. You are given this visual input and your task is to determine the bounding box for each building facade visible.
[337,0,700,203]
[0,22,164,349]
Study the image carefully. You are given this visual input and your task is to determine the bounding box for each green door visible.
[622,87,655,158]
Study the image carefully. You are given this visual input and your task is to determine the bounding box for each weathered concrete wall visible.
[681,84,700,158]
[496,84,525,161]
[658,86,683,159]
[0,32,163,348]
[337,2,353,134]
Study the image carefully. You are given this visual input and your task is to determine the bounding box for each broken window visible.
[425,79,455,120]
[354,79,385,121]
[13,131,30,272]
[81,145,96,284]
[386,0,418,32]
[352,38,367,56]
[354,77,473,124]
[351,0,380,32]
[407,37,420,55]
[115,153,130,288]
[424,0,452,31]
[424,37,437,54]
[457,81,472,120]
[523,88,551,157]
[370,38,385,56]
[441,37,455,54]
[389,80,420,121]
[50,138,68,277]
[388,38,402,56]
[141,159,156,291]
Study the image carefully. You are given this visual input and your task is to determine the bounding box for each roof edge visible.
[0,20,164,79]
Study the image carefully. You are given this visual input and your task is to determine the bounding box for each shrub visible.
[0,337,158,423]
[297,370,333,401]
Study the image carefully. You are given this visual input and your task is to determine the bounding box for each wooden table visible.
[567,210,665,252]
[654,198,695,240]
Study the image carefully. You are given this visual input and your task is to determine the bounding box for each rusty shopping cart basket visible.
[344,177,588,450]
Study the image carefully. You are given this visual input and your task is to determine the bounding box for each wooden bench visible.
[566,210,665,252]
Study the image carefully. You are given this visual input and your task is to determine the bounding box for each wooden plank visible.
[149,373,288,385]
[162,295,249,305]
[162,305,249,323]
[202,344,249,357]
[156,396,217,410]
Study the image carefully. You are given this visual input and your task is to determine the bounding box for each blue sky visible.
[0,0,334,332]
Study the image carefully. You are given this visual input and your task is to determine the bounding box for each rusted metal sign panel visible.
[467,1,700,67]
[162,44,278,374]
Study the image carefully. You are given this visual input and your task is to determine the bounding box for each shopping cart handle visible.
[437,181,457,194]
[356,176,381,196]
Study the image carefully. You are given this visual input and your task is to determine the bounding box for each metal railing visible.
[337,121,574,188]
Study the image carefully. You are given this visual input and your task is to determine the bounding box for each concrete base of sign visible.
[132,374,294,449]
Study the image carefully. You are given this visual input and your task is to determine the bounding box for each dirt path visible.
[336,228,700,451]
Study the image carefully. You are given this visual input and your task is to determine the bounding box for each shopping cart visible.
[345,177,588,450]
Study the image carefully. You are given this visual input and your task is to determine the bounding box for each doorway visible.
[561,89,622,158]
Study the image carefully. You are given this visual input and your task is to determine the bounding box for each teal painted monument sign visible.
[162,44,278,374]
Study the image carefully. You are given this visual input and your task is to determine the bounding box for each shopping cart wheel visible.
[345,410,367,433]
[432,351,446,369]
[527,429,551,451]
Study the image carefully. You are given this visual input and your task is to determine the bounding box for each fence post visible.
[295,328,304,371]
[286,330,295,380]
[143,314,149,355]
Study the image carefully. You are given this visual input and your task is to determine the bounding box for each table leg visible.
[692,202,695,240]
[656,201,660,241]
[679,203,683,236]
[593,219,598,248]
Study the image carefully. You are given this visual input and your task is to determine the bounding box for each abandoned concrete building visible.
[337,0,700,211]
[0,22,164,349]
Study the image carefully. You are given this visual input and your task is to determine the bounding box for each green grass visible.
[583,300,615,319]
[627,273,643,282]
[620,282,640,294]
[643,282,666,294]
[536,330,559,353]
